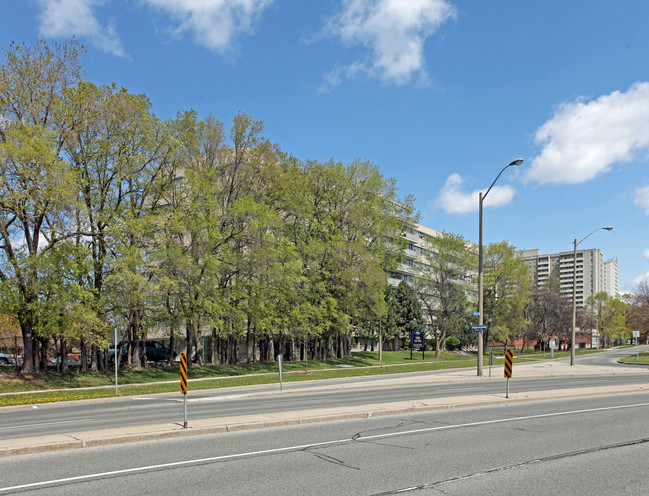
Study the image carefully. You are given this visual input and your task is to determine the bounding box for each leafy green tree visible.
[37,241,105,371]
[0,40,84,373]
[388,281,423,350]
[623,281,649,342]
[414,232,476,357]
[63,82,172,369]
[278,158,409,359]
[483,241,531,347]
[587,292,627,347]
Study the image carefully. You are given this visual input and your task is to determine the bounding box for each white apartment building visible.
[388,223,443,287]
[602,258,620,297]
[517,248,619,307]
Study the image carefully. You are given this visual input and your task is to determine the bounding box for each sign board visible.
[411,330,424,351]
[633,331,640,338]
[180,352,188,395]
[504,350,513,379]
[471,325,487,332]
[549,340,556,350]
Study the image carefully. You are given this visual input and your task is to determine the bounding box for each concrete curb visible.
[3,383,648,457]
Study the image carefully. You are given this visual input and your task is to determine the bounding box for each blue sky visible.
[2,0,649,293]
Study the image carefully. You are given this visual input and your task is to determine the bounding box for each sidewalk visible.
[1,359,648,457]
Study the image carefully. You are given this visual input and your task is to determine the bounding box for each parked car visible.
[0,353,17,367]
[47,355,81,368]
[107,340,170,364]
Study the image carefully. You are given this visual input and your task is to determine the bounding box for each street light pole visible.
[570,226,613,365]
[477,158,523,376]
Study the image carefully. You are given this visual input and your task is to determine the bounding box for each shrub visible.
[445,336,461,351]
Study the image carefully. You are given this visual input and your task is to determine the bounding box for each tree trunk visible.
[246,321,255,363]
[60,339,68,373]
[19,318,36,374]
[211,327,219,364]
[186,319,194,368]
[168,329,176,366]
[80,340,88,372]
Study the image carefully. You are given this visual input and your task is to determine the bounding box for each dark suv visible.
[109,340,170,364]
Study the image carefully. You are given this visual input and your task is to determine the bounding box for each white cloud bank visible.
[434,173,516,215]
[629,247,649,289]
[321,0,456,91]
[527,82,649,184]
[143,0,275,54]
[634,185,649,215]
[37,0,126,56]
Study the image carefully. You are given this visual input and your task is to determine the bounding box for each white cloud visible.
[629,251,649,288]
[37,0,126,56]
[634,185,649,215]
[143,0,274,54]
[434,173,516,215]
[632,272,649,287]
[527,82,649,184]
[322,0,456,89]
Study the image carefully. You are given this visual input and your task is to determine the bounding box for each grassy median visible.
[619,351,649,365]
[0,348,592,407]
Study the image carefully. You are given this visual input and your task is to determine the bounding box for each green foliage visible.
[483,241,531,344]
[587,292,628,345]
[414,231,476,355]
[0,39,86,372]
[385,281,424,342]
[445,336,461,350]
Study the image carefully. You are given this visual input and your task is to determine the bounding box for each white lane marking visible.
[0,419,95,431]
[2,401,649,493]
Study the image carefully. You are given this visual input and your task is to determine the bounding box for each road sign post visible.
[489,349,493,377]
[114,329,119,395]
[411,330,424,360]
[180,352,188,428]
[504,350,513,398]
[277,354,283,391]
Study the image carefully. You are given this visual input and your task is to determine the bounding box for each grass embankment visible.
[0,349,587,407]
[619,351,649,365]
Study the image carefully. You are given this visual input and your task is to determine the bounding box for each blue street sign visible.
[471,325,487,332]
[411,330,424,351]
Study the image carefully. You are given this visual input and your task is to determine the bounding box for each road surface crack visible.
[369,436,649,495]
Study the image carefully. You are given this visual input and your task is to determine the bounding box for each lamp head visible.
[509,158,524,166]
[602,226,613,231]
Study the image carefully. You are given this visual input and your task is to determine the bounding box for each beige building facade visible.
[517,248,619,308]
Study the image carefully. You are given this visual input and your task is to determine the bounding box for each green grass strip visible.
[0,349,601,407]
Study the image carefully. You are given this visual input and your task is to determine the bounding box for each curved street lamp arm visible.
[576,226,613,247]
[482,159,524,202]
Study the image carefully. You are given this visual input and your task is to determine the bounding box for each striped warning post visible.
[504,350,513,378]
[180,352,188,395]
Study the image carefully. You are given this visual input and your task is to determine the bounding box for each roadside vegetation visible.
[2,39,647,391]
[0,349,602,407]
[619,351,649,365]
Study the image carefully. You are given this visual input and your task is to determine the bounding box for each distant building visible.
[388,222,443,287]
[517,248,619,307]
[602,258,620,298]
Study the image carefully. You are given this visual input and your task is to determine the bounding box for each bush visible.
[445,336,461,351]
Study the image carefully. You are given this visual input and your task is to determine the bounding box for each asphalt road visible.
[1,347,647,441]
[1,392,648,495]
